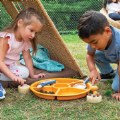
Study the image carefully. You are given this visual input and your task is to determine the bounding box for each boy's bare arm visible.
[86,51,96,72]
[86,51,101,84]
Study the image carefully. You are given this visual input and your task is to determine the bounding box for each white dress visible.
[106,2,120,14]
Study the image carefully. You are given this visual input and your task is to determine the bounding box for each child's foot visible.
[0,83,6,100]
[0,83,6,95]
[0,91,5,100]
[100,70,115,82]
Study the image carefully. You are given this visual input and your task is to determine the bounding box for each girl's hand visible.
[31,73,46,79]
[89,69,101,85]
[12,76,26,85]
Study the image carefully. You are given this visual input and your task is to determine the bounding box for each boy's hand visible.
[89,69,101,85]
[112,93,120,101]
[31,73,46,79]
[12,76,26,85]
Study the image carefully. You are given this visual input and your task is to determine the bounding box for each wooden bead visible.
[87,94,102,103]
[18,84,30,94]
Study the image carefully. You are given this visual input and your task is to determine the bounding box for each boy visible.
[77,10,120,100]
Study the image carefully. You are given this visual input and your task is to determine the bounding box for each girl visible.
[0,7,45,87]
[103,0,120,20]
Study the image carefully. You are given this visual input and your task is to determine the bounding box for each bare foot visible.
[112,93,120,101]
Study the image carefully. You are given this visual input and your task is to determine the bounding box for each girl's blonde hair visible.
[4,7,45,53]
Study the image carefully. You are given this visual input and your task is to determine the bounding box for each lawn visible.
[0,34,119,120]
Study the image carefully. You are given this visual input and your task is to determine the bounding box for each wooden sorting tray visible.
[30,78,98,100]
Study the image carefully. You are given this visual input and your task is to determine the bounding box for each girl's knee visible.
[17,66,29,78]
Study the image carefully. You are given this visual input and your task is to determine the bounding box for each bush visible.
[0,0,103,32]
[42,0,103,31]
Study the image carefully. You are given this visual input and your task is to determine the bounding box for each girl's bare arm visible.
[22,50,34,78]
[22,50,45,79]
[0,37,25,85]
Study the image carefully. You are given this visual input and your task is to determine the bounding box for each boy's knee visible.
[112,74,119,92]
[112,83,118,92]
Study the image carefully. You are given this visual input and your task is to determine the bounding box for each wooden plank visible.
[0,0,20,1]
[1,0,19,19]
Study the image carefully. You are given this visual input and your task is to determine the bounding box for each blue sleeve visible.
[87,44,95,53]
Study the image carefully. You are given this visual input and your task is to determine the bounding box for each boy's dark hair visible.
[77,10,109,39]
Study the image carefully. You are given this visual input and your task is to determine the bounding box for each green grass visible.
[0,34,119,120]
[62,34,88,74]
